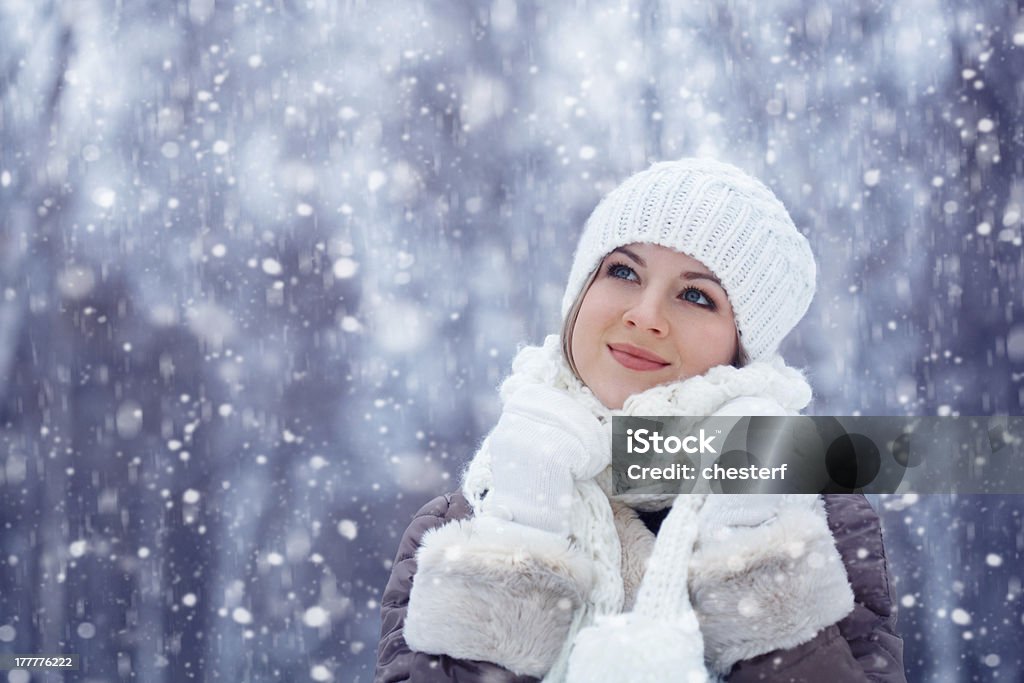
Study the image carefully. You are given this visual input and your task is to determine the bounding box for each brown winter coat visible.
[375,492,905,682]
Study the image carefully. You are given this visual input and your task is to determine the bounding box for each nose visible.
[623,291,669,336]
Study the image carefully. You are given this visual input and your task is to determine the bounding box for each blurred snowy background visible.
[1,0,1023,681]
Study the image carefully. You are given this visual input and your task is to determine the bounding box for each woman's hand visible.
[483,383,611,535]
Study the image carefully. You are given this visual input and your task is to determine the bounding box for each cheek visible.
[570,294,613,365]
[705,321,738,361]
[678,317,736,359]
[571,306,598,362]
[577,283,621,325]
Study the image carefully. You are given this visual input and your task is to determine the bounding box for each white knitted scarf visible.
[461,334,812,682]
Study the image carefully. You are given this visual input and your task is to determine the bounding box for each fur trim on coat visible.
[689,495,855,674]
[404,516,593,678]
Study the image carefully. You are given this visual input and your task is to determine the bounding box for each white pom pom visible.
[566,612,708,683]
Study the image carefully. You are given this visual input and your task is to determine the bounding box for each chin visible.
[600,395,626,411]
[598,385,639,411]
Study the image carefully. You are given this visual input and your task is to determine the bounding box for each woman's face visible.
[570,243,738,410]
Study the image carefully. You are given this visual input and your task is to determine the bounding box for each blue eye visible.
[681,287,715,309]
[606,262,638,281]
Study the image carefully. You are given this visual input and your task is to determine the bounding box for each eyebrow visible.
[610,247,724,288]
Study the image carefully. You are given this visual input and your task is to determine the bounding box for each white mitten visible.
[698,494,817,545]
[483,383,611,535]
[691,493,852,676]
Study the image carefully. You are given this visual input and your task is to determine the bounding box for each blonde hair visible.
[559,263,749,383]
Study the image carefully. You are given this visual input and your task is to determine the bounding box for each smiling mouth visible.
[607,345,670,372]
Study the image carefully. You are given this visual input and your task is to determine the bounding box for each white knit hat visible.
[561,158,817,361]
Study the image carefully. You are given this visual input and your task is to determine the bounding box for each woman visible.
[374,159,906,682]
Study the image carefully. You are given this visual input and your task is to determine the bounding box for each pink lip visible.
[608,343,670,372]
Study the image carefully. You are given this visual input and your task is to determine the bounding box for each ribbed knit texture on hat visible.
[560,158,816,361]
